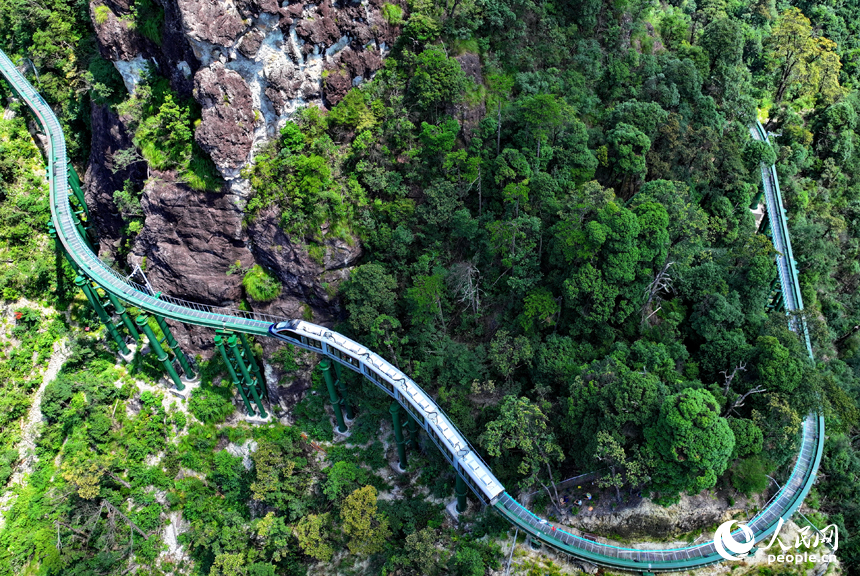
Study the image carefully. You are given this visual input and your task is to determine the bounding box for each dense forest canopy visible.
[2,0,860,574]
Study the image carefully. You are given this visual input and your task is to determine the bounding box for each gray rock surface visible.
[194,63,256,175]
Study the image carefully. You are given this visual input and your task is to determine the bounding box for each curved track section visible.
[0,50,824,572]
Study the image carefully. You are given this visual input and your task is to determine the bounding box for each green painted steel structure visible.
[0,49,826,573]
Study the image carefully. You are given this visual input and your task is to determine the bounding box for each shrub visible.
[94,4,111,25]
[731,456,770,496]
[242,265,282,302]
[188,385,235,424]
[381,3,404,25]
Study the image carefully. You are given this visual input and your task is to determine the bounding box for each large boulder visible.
[133,177,254,305]
[193,63,256,177]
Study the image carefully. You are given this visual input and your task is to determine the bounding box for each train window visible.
[405,402,425,425]
[301,336,322,349]
[332,347,360,368]
[280,329,302,342]
[366,369,394,392]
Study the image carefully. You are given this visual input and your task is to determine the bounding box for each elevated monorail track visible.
[0,49,824,572]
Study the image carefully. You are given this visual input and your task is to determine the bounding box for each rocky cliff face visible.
[83,0,394,358]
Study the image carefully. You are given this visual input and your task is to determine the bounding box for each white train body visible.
[270,320,505,504]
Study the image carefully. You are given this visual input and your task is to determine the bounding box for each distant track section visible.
[0,49,824,573]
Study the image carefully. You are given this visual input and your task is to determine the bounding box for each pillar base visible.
[393,461,407,474]
[334,425,352,440]
[445,499,464,521]
[117,342,137,363]
[245,412,273,425]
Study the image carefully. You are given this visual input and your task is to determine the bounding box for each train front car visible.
[268,320,506,505]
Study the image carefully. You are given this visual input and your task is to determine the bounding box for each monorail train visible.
[270,320,505,505]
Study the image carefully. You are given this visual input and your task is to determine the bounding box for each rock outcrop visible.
[133,176,253,305]
[566,491,758,539]
[82,0,405,365]
[83,104,147,260]
[194,63,256,176]
[90,2,147,62]
[246,206,361,320]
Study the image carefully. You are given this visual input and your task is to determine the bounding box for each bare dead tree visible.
[724,385,767,417]
[641,261,674,324]
[448,261,483,315]
[720,361,748,396]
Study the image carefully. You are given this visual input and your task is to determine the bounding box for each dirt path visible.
[9,337,70,484]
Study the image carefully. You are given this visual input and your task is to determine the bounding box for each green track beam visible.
[238,333,265,398]
[320,358,347,433]
[406,413,420,450]
[228,335,267,418]
[136,314,183,390]
[105,291,140,342]
[155,315,195,379]
[76,275,129,355]
[215,333,255,416]
[389,402,407,470]
[455,473,468,513]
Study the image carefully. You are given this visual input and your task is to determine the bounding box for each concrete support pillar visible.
[455,472,468,513]
[320,358,347,433]
[105,292,139,342]
[154,315,195,379]
[76,276,129,355]
[390,402,407,470]
[228,335,266,418]
[215,333,255,416]
[406,413,420,450]
[136,314,182,389]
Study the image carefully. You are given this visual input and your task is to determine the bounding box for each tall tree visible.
[769,8,842,104]
[480,396,565,515]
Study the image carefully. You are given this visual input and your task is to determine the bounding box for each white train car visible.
[270,320,505,504]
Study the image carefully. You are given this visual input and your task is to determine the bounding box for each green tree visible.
[407,46,468,118]
[342,264,398,334]
[768,8,842,104]
[341,485,391,556]
[480,396,565,514]
[606,122,651,196]
[646,388,735,500]
[294,513,334,561]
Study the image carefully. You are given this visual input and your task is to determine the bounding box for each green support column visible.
[228,335,267,418]
[455,472,468,513]
[136,314,183,390]
[320,358,347,433]
[238,333,265,399]
[105,291,139,342]
[76,276,129,355]
[749,189,764,209]
[389,402,407,470]
[406,414,420,450]
[154,315,195,379]
[215,334,255,416]
[337,379,355,421]
[331,362,354,420]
